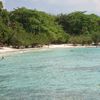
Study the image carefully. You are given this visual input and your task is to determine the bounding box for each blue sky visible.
[2,0,100,15]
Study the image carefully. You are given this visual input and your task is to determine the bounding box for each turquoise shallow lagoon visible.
[0,48,100,100]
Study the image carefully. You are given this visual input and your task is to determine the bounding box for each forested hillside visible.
[0,1,100,48]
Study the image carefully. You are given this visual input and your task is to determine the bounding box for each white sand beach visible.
[0,47,41,56]
[0,44,97,57]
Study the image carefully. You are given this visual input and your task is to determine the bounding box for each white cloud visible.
[93,0,100,12]
[46,0,87,5]
[30,0,100,11]
[3,0,100,15]
[19,0,98,15]
[30,0,90,6]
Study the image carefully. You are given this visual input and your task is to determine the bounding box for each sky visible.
[1,0,100,15]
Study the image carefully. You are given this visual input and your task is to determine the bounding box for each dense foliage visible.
[0,1,100,48]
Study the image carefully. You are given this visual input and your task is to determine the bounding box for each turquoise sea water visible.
[0,48,100,100]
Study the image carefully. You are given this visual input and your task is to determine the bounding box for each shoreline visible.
[0,44,98,57]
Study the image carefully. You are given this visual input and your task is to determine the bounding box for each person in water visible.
[1,56,4,60]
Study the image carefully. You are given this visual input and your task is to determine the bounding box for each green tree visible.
[91,32,100,45]
[0,1,3,10]
[56,12,100,35]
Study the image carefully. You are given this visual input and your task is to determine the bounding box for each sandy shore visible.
[0,44,97,57]
[0,47,46,57]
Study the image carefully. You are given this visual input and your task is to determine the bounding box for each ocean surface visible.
[0,48,100,100]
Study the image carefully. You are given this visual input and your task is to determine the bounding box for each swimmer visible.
[1,56,4,60]
[70,50,74,52]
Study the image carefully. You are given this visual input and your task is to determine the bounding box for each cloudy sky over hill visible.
[2,0,100,15]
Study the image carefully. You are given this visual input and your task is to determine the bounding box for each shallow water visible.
[0,48,100,100]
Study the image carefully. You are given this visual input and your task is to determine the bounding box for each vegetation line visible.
[0,1,100,48]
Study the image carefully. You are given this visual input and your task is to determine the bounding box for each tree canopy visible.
[56,11,100,35]
[0,1,100,48]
